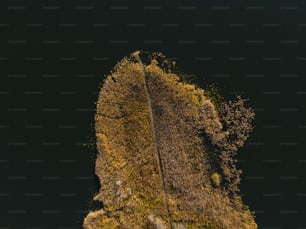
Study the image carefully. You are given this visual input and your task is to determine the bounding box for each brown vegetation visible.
[83,51,257,229]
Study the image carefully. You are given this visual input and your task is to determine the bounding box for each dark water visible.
[2,0,306,228]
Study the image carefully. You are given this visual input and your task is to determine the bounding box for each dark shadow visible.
[199,129,223,181]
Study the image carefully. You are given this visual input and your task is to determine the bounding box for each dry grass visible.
[83,52,257,229]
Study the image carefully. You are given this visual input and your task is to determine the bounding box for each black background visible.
[2,0,306,228]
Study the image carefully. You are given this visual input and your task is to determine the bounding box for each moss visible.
[210,172,222,187]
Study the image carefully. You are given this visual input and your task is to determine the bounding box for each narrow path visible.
[132,51,172,228]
